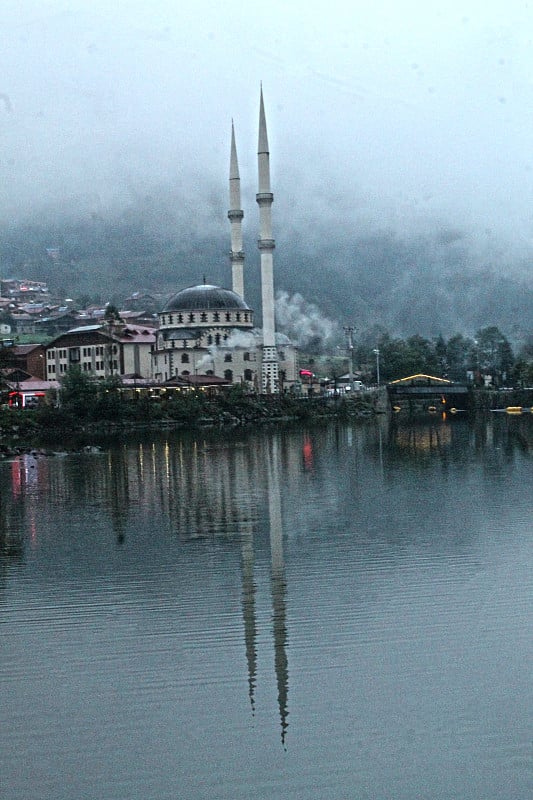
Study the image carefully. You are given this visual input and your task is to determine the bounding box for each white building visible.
[152,89,298,393]
[45,324,155,380]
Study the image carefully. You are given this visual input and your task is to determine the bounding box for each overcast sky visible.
[2,1,533,266]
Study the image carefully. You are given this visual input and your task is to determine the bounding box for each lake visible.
[1,414,532,799]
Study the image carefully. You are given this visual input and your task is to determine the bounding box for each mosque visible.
[152,90,299,393]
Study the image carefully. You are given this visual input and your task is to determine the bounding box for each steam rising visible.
[275,291,339,349]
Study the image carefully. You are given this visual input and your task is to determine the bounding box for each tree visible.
[59,367,98,419]
[474,326,514,386]
[446,333,474,382]
[104,303,122,323]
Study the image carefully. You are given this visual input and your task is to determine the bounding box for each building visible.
[152,89,298,393]
[44,324,155,380]
[8,343,46,379]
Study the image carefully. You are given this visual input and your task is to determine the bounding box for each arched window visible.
[207,335,213,345]
[215,333,221,345]
[224,369,233,382]
[213,312,220,322]
[200,312,207,322]
[177,314,183,323]
[188,313,195,323]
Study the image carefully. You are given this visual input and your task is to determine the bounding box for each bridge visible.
[386,374,470,412]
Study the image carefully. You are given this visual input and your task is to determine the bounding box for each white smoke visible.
[275,291,340,349]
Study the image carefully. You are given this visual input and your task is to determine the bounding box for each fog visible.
[1,1,532,336]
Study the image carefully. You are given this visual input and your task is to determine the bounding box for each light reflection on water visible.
[0,415,532,800]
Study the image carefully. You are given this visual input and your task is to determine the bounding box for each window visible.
[225,312,231,321]
[200,312,207,322]
[213,312,220,322]
[236,312,241,322]
[224,369,233,381]
[224,353,232,362]
[178,314,183,323]
[207,335,213,345]
[181,353,189,363]
[188,313,195,322]
[244,369,253,381]
[243,352,250,361]
[215,334,221,345]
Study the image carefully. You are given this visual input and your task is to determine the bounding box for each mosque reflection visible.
[1,413,532,742]
[0,432,292,742]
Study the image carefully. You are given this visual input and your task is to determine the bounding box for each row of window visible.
[47,360,117,374]
[180,369,255,381]
[160,311,250,325]
[47,345,117,360]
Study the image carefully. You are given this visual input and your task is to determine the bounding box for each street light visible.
[373,348,380,387]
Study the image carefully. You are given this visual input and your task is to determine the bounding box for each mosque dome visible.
[164,284,250,312]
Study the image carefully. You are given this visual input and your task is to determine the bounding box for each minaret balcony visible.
[258,238,275,251]
[228,209,244,221]
[256,192,274,205]
[229,250,245,261]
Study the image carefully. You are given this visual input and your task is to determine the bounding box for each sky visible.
[2,1,533,268]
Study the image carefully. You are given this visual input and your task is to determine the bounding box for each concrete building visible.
[45,324,155,380]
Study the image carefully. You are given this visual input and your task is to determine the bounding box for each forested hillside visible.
[1,210,531,344]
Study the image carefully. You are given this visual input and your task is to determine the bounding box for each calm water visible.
[1,415,532,800]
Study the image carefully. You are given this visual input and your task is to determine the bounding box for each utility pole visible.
[373,348,381,387]
[343,326,355,392]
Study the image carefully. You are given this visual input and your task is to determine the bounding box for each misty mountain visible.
[1,209,531,344]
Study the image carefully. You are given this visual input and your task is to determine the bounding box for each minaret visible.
[257,87,279,393]
[228,121,245,299]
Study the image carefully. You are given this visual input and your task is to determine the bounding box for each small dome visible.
[164,284,250,312]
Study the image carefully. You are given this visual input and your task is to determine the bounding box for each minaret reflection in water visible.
[239,435,289,746]
[267,437,289,747]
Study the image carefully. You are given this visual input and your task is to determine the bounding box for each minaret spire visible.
[228,119,245,299]
[256,86,279,393]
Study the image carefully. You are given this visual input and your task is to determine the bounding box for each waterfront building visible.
[44,323,155,380]
[152,89,298,393]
